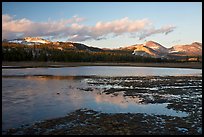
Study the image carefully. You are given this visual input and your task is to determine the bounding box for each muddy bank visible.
[3,108,201,135]
[85,76,202,113]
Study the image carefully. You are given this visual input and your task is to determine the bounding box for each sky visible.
[2,2,202,48]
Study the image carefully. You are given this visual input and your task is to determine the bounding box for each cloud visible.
[138,25,176,40]
[91,17,151,36]
[2,14,86,40]
[2,14,176,41]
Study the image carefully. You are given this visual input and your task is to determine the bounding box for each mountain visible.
[169,42,202,56]
[7,37,51,45]
[120,41,169,58]
[120,41,202,59]
[145,41,169,54]
[65,42,103,52]
[24,37,51,44]
[6,37,103,52]
[132,44,158,57]
[5,37,202,59]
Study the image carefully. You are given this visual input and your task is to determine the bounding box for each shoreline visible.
[2,61,202,69]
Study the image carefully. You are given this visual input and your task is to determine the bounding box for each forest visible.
[2,42,185,63]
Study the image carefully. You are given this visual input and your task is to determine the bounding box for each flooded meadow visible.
[2,66,202,135]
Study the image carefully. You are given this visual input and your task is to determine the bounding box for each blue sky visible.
[2,2,202,48]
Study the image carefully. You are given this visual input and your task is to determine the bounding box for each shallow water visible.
[2,66,201,131]
[2,76,189,131]
[2,66,202,77]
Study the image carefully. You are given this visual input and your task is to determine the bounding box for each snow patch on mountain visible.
[7,37,52,45]
[24,37,51,44]
[131,41,202,58]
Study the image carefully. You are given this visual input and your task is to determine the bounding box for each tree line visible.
[2,42,177,63]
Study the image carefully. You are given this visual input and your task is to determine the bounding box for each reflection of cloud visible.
[94,92,141,108]
[52,80,88,108]
[2,14,176,41]
[63,83,142,109]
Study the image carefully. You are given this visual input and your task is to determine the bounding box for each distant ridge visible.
[119,41,202,58]
[4,37,202,58]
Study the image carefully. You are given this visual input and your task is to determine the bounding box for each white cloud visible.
[2,14,176,41]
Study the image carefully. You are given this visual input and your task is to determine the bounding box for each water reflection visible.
[94,91,142,108]
[2,76,189,131]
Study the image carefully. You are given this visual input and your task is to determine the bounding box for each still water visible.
[2,66,202,131]
[2,66,202,76]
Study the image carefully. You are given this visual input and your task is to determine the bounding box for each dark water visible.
[2,66,201,131]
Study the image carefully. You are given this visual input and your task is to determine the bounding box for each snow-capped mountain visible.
[169,42,202,56]
[121,41,202,58]
[24,37,51,44]
[5,37,103,52]
[132,44,158,57]
[7,37,51,45]
[125,41,169,58]
[7,39,24,44]
[144,41,169,54]
[5,37,202,59]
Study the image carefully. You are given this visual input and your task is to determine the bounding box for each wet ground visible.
[3,76,202,135]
